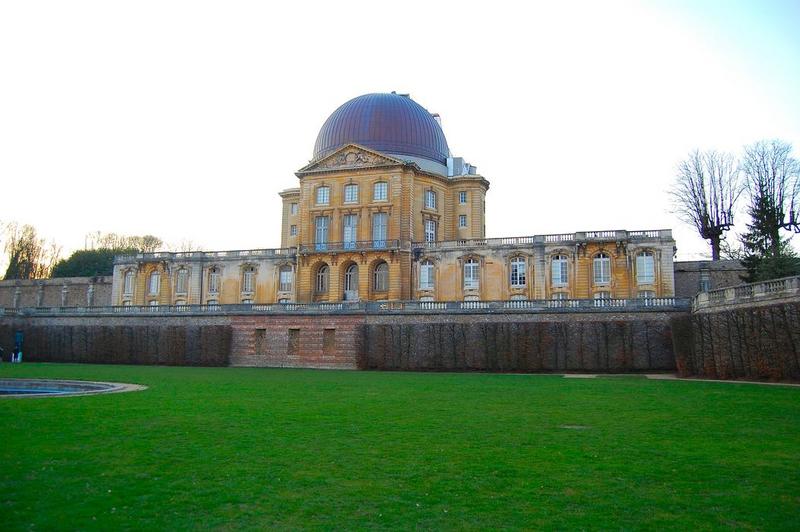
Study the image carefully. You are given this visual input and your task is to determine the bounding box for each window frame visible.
[424,189,437,210]
[593,252,611,285]
[148,271,161,296]
[551,255,568,287]
[636,251,656,284]
[279,266,293,292]
[510,257,526,288]
[373,262,389,292]
[343,183,359,204]
[373,181,388,202]
[424,219,437,243]
[459,214,467,228]
[315,264,329,294]
[464,258,480,290]
[316,185,330,206]
[242,266,256,294]
[419,260,435,290]
[459,191,467,204]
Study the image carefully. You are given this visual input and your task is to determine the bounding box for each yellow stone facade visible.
[111,96,676,306]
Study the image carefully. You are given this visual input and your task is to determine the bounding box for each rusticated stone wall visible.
[673,302,800,381]
[361,312,677,372]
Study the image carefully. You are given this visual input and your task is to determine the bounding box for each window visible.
[373,181,388,201]
[459,215,467,228]
[175,299,186,307]
[290,203,298,215]
[342,214,358,249]
[510,257,526,287]
[372,212,387,248]
[123,271,134,295]
[242,299,253,305]
[593,253,611,285]
[552,255,568,286]
[176,268,188,294]
[344,183,358,204]
[149,300,159,307]
[373,262,389,292]
[459,191,467,204]
[464,258,480,289]
[316,186,330,205]
[208,267,220,294]
[419,260,435,290]
[207,299,219,308]
[148,271,160,295]
[315,216,329,251]
[424,219,437,242]
[552,292,568,300]
[315,264,329,294]
[639,290,655,299]
[289,225,297,237]
[425,190,437,210]
[344,264,358,299]
[636,251,655,284]
[122,300,132,307]
[242,266,255,293]
[279,266,293,292]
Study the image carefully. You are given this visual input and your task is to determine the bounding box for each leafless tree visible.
[671,149,743,260]
[84,231,164,252]
[2,222,62,280]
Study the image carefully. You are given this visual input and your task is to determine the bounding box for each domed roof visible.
[313,93,450,165]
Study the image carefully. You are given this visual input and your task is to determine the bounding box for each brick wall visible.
[229,314,364,369]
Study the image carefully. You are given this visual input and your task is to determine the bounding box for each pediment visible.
[297,144,405,174]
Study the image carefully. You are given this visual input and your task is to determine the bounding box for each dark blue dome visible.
[313,93,450,165]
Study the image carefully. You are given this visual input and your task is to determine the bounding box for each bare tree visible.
[84,231,164,252]
[671,149,743,260]
[3,222,62,280]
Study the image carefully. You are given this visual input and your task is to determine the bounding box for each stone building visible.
[110,92,676,306]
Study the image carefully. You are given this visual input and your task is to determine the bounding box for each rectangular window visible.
[425,190,437,210]
[419,262,434,290]
[373,182,388,201]
[288,328,300,357]
[459,215,467,228]
[552,257,568,286]
[637,253,655,284]
[176,269,188,294]
[372,212,387,248]
[316,186,330,205]
[464,260,480,289]
[290,225,297,236]
[323,328,336,357]
[242,269,254,293]
[290,203,298,215]
[593,255,611,285]
[279,268,293,292]
[208,269,219,294]
[123,272,134,295]
[342,214,358,248]
[315,216,329,251]
[149,273,160,295]
[344,183,358,204]
[510,258,526,287]
[459,191,467,204]
[424,219,437,242]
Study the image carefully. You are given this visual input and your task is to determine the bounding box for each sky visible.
[1,0,798,268]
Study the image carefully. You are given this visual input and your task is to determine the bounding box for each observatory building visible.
[112,93,675,306]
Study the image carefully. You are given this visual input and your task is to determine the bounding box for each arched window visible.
[419,260,435,290]
[373,262,389,292]
[279,266,293,292]
[176,268,188,294]
[464,258,480,289]
[315,265,329,294]
[636,251,655,284]
[510,257,526,287]
[242,266,255,293]
[208,267,220,294]
[344,264,359,300]
[593,253,611,285]
[551,255,568,286]
[123,270,135,295]
[148,271,160,295]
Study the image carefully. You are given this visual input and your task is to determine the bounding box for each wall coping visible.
[1,297,690,317]
[693,275,800,311]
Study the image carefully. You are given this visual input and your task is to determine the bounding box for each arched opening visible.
[315,264,330,296]
[343,263,359,301]
[372,261,389,294]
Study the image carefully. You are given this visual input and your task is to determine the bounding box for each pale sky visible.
[1,0,798,268]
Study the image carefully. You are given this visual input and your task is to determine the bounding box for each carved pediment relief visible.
[298,144,404,174]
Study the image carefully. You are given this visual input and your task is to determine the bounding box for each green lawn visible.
[1,364,798,530]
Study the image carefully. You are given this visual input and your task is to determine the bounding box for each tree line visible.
[0,224,195,280]
[671,139,800,282]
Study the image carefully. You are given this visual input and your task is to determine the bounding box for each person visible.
[11,347,21,363]
[0,346,4,362]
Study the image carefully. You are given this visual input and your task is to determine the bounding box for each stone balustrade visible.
[693,275,800,310]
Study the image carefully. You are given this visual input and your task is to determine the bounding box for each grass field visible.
[1,364,799,530]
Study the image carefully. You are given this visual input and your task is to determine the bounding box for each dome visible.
[313,93,450,165]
